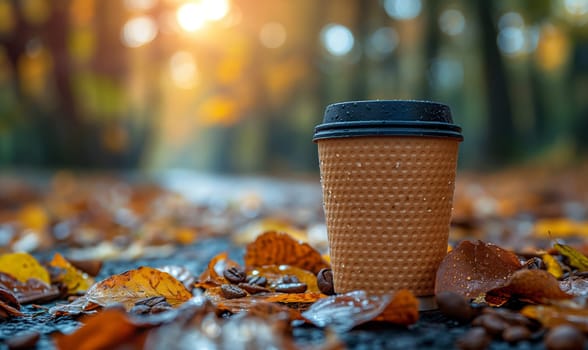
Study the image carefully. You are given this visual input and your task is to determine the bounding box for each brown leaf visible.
[301,291,392,332]
[521,305,588,332]
[53,307,147,350]
[0,300,23,319]
[435,240,522,299]
[244,231,329,274]
[68,259,103,277]
[0,272,60,304]
[374,289,419,325]
[0,284,23,318]
[486,269,572,306]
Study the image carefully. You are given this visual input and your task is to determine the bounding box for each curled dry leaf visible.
[53,266,192,313]
[0,252,50,284]
[195,252,240,289]
[301,291,392,333]
[374,289,419,325]
[435,240,522,299]
[244,231,329,274]
[553,243,588,271]
[249,265,320,293]
[521,305,588,332]
[485,269,572,307]
[0,272,60,304]
[49,253,94,294]
[53,307,147,350]
[0,285,22,318]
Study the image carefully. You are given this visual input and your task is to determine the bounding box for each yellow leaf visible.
[0,252,49,284]
[49,253,94,294]
[83,266,192,311]
[553,243,588,271]
[542,254,563,279]
[18,204,49,231]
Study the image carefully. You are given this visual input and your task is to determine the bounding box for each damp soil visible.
[0,238,543,350]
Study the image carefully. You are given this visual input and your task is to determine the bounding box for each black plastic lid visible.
[313,100,463,142]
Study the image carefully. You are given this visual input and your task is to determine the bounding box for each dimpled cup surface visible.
[317,136,459,296]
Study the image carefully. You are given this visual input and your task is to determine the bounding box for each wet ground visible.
[0,238,547,350]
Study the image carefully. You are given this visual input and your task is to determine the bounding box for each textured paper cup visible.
[313,100,463,309]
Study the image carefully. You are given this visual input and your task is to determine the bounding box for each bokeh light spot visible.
[384,0,422,20]
[321,24,354,57]
[498,12,524,30]
[123,0,156,11]
[259,22,287,49]
[177,3,206,32]
[564,0,588,15]
[200,0,230,21]
[439,9,465,36]
[170,51,198,89]
[497,27,525,55]
[121,16,157,48]
[367,27,398,60]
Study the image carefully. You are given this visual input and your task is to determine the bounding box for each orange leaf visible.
[249,265,320,293]
[195,252,239,289]
[53,307,146,350]
[54,266,192,312]
[435,240,522,299]
[262,292,325,306]
[244,231,329,274]
[522,305,588,332]
[49,253,94,294]
[485,269,572,306]
[374,289,419,325]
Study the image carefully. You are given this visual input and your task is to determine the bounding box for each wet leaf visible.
[195,252,240,289]
[542,253,564,279]
[435,240,522,299]
[0,272,60,304]
[0,285,22,318]
[0,300,23,318]
[0,252,50,284]
[374,289,419,325]
[485,269,572,306]
[53,307,147,350]
[49,253,94,294]
[249,265,320,293]
[263,292,325,306]
[158,265,196,290]
[521,305,588,332]
[57,266,192,312]
[559,273,588,297]
[301,291,391,332]
[244,231,329,274]
[554,243,588,271]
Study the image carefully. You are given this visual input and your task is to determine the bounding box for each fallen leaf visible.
[0,285,22,318]
[542,253,564,279]
[521,305,588,332]
[195,252,240,289]
[435,240,522,299]
[554,243,588,271]
[0,252,50,284]
[0,300,23,318]
[263,292,325,306]
[158,265,196,290]
[374,289,419,325]
[0,272,60,304]
[249,265,320,293]
[244,231,329,274]
[301,291,391,332]
[68,259,103,277]
[55,266,192,312]
[53,307,147,350]
[49,253,94,294]
[485,269,572,306]
[559,273,588,297]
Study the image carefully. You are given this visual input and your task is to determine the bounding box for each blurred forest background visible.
[0,0,587,174]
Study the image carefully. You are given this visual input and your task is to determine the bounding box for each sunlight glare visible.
[200,0,229,21]
[321,24,354,57]
[121,16,158,48]
[177,3,206,32]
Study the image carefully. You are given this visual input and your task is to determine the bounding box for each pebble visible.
[544,325,586,350]
[475,314,508,338]
[436,291,473,323]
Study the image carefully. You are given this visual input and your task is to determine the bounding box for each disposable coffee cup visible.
[313,100,463,310]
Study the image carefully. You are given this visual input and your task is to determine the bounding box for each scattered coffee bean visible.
[317,268,335,295]
[135,296,167,307]
[247,275,268,287]
[221,284,247,299]
[436,291,473,323]
[223,266,246,284]
[280,275,300,284]
[483,308,538,330]
[473,314,508,338]
[456,327,491,350]
[239,283,270,294]
[503,326,531,344]
[274,282,307,293]
[544,325,586,350]
[6,331,40,350]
